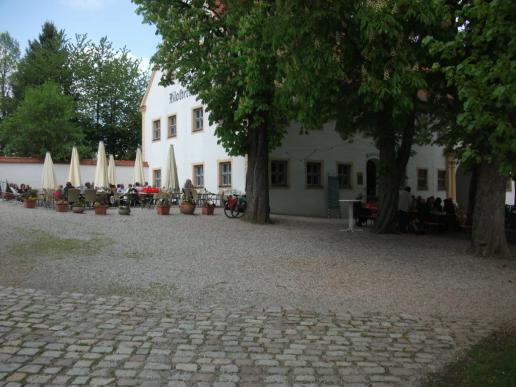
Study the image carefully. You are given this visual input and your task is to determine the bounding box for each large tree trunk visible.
[467,163,479,224]
[244,123,270,224]
[375,113,415,233]
[471,161,511,258]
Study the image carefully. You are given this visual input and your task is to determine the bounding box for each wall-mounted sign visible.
[169,89,190,104]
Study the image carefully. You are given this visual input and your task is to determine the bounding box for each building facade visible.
[140,71,514,217]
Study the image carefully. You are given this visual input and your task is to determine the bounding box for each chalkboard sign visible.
[327,176,340,209]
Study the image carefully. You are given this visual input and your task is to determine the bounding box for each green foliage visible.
[134,0,288,156]
[427,0,516,175]
[69,35,148,159]
[0,81,85,161]
[11,22,71,100]
[276,0,451,143]
[0,31,20,119]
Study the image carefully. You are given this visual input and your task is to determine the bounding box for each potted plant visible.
[202,200,215,215]
[94,201,108,215]
[71,197,85,214]
[179,193,196,215]
[118,204,131,216]
[22,189,38,209]
[155,197,171,215]
[55,200,69,212]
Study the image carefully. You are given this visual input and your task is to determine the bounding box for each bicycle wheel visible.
[224,203,236,218]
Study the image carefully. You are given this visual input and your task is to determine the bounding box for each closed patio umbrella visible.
[94,141,109,189]
[133,147,145,185]
[41,152,58,190]
[108,154,117,186]
[163,144,179,191]
[68,146,81,187]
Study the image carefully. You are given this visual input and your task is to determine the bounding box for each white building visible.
[140,71,514,217]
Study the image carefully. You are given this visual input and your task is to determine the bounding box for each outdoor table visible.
[339,199,363,232]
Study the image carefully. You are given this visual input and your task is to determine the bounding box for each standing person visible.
[398,186,411,232]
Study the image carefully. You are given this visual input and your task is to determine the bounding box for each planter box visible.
[55,203,69,212]
[95,206,108,215]
[72,206,84,214]
[202,207,214,215]
[119,208,130,215]
[156,206,170,215]
[180,203,196,215]
[23,199,36,209]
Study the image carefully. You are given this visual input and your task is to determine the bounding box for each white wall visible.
[143,72,246,193]
[0,162,146,189]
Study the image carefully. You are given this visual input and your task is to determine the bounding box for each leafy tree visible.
[427,0,516,257]
[0,31,20,120]
[276,0,453,233]
[0,81,85,161]
[69,35,148,159]
[11,22,71,101]
[134,0,289,224]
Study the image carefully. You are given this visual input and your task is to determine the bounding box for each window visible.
[306,161,322,187]
[168,115,177,137]
[219,161,232,187]
[152,119,161,141]
[357,172,364,186]
[193,164,204,188]
[270,160,288,187]
[192,107,203,132]
[437,170,447,191]
[153,169,161,188]
[337,163,352,189]
[417,168,428,191]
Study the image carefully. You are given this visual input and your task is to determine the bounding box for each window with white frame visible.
[306,162,322,187]
[337,163,352,189]
[153,169,161,188]
[168,115,177,137]
[417,168,428,191]
[219,162,231,187]
[270,160,288,187]
[152,119,161,141]
[192,107,203,132]
[193,164,204,187]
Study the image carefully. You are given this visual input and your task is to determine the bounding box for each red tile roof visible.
[0,156,148,167]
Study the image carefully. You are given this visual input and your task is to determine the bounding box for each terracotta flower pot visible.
[23,199,36,209]
[180,203,196,215]
[55,203,69,212]
[72,206,84,214]
[95,206,108,215]
[156,206,170,215]
[202,207,214,215]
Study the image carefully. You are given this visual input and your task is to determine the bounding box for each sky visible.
[0,0,161,71]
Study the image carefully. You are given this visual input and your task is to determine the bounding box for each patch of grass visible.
[423,327,516,387]
[104,281,184,302]
[8,228,112,259]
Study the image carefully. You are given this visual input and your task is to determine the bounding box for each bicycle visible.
[224,194,247,218]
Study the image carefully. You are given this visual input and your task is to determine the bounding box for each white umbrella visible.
[41,152,58,190]
[163,144,179,191]
[133,147,145,185]
[68,146,81,187]
[108,154,117,186]
[94,141,109,188]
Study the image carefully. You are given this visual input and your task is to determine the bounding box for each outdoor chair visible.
[83,189,96,208]
[67,188,80,206]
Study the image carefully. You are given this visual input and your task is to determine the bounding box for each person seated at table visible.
[432,197,443,213]
[116,184,125,194]
[134,182,143,193]
[443,198,459,231]
[63,182,74,200]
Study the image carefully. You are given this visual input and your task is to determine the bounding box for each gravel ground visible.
[0,201,515,322]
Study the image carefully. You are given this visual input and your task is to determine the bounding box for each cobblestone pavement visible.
[0,287,495,387]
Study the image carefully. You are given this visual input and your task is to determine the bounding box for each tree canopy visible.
[0,31,20,119]
[135,0,289,223]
